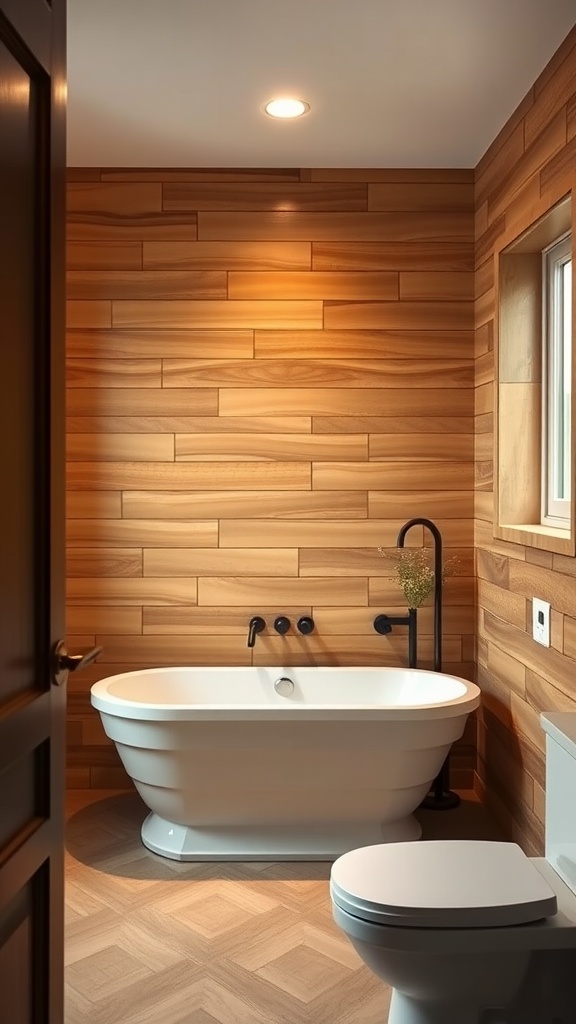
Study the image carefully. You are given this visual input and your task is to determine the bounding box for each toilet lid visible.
[330,841,558,928]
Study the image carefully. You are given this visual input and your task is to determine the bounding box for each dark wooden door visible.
[0,1,66,1021]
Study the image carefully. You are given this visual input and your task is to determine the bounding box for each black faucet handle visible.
[373,614,392,635]
[273,616,291,635]
[296,615,315,635]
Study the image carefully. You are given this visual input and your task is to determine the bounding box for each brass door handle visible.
[51,640,103,686]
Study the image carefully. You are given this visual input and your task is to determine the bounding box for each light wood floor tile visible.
[256,943,354,1003]
[65,790,502,1024]
[66,943,154,1001]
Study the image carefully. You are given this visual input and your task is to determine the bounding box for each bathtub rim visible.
[90,665,481,722]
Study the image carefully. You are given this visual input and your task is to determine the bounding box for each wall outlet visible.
[532,598,551,647]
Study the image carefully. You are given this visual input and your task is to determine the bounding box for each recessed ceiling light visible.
[264,98,310,119]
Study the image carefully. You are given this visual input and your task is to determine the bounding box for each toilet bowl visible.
[330,711,576,1024]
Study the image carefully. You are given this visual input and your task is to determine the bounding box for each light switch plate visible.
[532,598,551,647]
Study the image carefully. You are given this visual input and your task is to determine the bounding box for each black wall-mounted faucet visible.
[247,616,266,647]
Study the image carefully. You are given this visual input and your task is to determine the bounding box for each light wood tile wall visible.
[474,25,576,854]
[66,167,475,789]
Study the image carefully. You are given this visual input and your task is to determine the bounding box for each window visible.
[495,195,575,555]
[542,233,572,526]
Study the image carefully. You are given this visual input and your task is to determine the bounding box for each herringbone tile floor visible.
[65,791,502,1024]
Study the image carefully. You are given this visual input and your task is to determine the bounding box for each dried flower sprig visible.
[377,547,460,609]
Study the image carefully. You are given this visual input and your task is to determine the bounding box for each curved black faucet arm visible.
[247,615,266,648]
[397,517,443,674]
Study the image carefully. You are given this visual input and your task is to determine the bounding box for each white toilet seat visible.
[331,840,558,928]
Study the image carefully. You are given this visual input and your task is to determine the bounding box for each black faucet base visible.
[420,789,461,811]
[419,758,461,810]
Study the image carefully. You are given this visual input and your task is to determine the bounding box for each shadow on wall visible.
[479,694,532,846]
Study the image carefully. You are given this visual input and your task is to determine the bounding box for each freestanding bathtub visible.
[90,666,480,861]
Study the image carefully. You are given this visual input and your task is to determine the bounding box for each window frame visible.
[494,193,575,556]
[542,232,572,527]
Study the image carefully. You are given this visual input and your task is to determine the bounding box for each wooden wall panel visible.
[162,357,472,389]
[368,434,473,460]
[142,240,311,271]
[66,387,219,416]
[173,433,367,461]
[66,166,474,786]
[67,270,227,300]
[96,635,253,666]
[399,272,474,301]
[367,182,474,212]
[163,182,368,212]
[313,415,473,434]
[323,300,471,331]
[67,549,143,577]
[218,520,417,548]
[112,300,324,330]
[66,301,111,328]
[312,461,474,491]
[68,242,143,270]
[196,576,369,606]
[67,358,163,388]
[220,388,472,417]
[67,519,218,547]
[67,434,174,462]
[121,489,367,520]
[66,491,122,518]
[67,461,310,491]
[254,329,473,359]
[67,182,162,214]
[251,635,464,667]
[368,490,474,519]
[198,210,473,242]
[67,607,142,635]
[227,271,399,300]
[100,168,303,182]
[67,578,199,605]
[142,548,299,577]
[311,241,474,272]
[67,329,254,359]
[474,26,576,853]
[68,415,312,434]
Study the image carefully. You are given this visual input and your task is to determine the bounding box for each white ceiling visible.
[67,0,576,169]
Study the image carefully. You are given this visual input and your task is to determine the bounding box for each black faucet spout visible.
[247,616,266,648]
[397,517,443,673]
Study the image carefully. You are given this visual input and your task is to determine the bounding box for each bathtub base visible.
[141,812,422,861]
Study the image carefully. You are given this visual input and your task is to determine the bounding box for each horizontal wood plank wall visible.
[474,25,576,855]
[66,168,475,789]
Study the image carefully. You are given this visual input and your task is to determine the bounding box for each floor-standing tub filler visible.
[90,666,480,861]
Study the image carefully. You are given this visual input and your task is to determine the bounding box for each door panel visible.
[0,1,66,1022]
[0,38,37,704]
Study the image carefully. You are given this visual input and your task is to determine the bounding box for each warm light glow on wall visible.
[264,98,310,118]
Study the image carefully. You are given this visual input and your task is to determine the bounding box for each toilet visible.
[330,711,576,1023]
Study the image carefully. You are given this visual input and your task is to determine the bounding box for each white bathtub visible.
[90,666,480,861]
